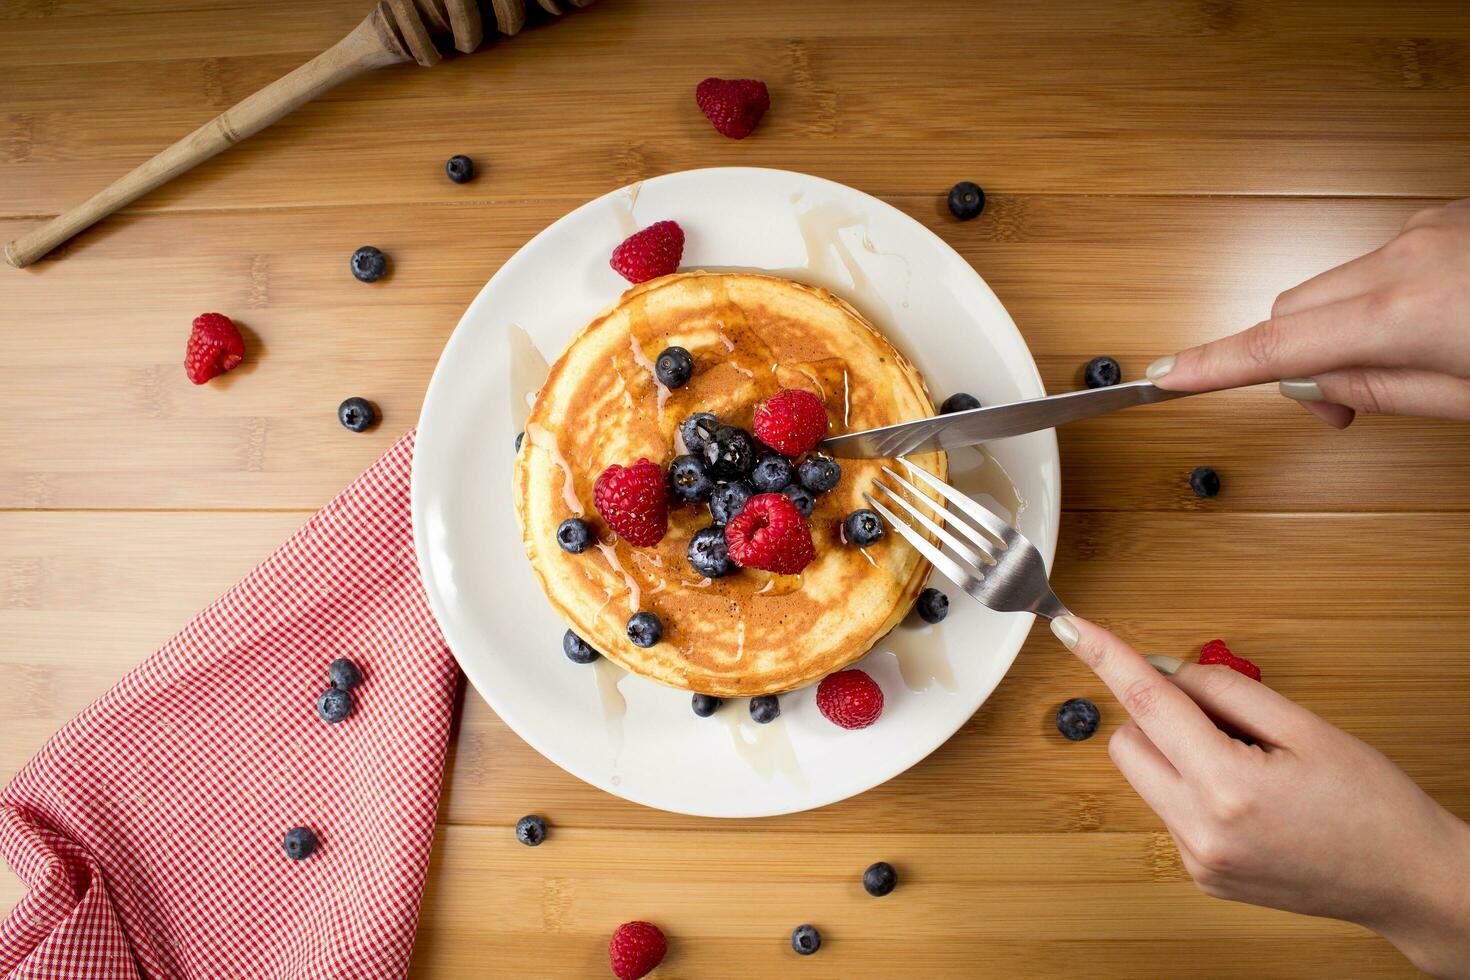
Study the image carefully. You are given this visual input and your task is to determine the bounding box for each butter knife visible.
[818,379,1198,458]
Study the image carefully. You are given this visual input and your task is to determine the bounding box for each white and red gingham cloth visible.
[0,430,459,978]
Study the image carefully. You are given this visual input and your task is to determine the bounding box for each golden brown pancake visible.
[513,272,945,697]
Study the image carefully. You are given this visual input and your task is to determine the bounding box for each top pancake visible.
[513,272,946,697]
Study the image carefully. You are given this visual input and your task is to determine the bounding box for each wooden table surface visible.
[4,0,1470,975]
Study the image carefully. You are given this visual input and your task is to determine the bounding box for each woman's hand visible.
[1050,615,1470,978]
[1146,199,1470,428]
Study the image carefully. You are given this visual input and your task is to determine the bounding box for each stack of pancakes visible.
[514,272,945,697]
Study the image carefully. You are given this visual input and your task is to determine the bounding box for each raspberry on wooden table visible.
[608,920,667,980]
[695,77,770,139]
[183,312,245,385]
[1198,639,1261,681]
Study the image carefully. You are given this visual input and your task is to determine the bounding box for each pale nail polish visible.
[1146,654,1185,675]
[1279,378,1324,402]
[1051,616,1079,650]
[1145,355,1176,381]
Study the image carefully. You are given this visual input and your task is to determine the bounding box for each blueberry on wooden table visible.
[947,181,986,220]
[349,245,388,283]
[1055,697,1101,741]
[1190,466,1222,498]
[1084,356,1122,388]
[790,924,822,955]
[515,814,547,846]
[337,397,377,432]
[863,861,898,896]
[444,154,475,184]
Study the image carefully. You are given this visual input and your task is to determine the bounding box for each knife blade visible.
[817,379,1197,458]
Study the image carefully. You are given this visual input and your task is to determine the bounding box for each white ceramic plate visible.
[413,168,1060,818]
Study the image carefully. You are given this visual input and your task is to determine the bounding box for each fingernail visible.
[1051,616,1079,650]
[1279,378,1324,402]
[1145,355,1176,381]
[1146,654,1185,675]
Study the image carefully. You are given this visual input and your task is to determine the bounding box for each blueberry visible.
[782,484,815,517]
[702,425,757,479]
[692,693,722,717]
[797,456,842,493]
[563,629,600,664]
[1190,466,1221,498]
[708,480,754,524]
[688,525,735,578]
[1084,355,1122,389]
[844,509,884,547]
[863,861,898,897]
[627,611,662,648]
[328,657,362,690]
[445,154,475,183]
[514,431,524,452]
[283,826,318,861]
[668,454,714,502]
[350,245,387,283]
[655,346,694,387]
[338,397,377,432]
[751,454,794,492]
[790,924,822,955]
[915,588,949,624]
[679,412,720,455]
[556,517,593,554]
[947,181,986,221]
[1055,697,1101,741]
[750,695,780,724]
[515,814,547,846]
[940,392,981,414]
[316,687,353,724]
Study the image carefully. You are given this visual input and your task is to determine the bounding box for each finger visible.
[1295,398,1356,428]
[1108,720,1191,818]
[1165,662,1312,747]
[1270,245,1396,319]
[1053,617,1228,773]
[1311,367,1470,421]
[1401,203,1446,232]
[1149,293,1420,392]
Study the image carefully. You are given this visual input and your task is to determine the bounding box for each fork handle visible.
[1030,592,1071,621]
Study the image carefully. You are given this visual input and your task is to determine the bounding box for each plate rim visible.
[411,166,1061,817]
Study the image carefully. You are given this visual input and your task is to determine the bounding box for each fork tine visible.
[897,457,1014,542]
[878,465,1005,557]
[871,479,1000,568]
[863,493,983,596]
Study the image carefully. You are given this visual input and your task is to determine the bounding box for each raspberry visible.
[1198,639,1261,681]
[609,921,667,980]
[753,388,828,457]
[610,220,685,284]
[816,669,884,730]
[695,77,770,139]
[184,312,245,385]
[593,459,669,547]
[725,493,815,574]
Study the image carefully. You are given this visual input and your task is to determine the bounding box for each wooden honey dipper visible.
[3,0,594,269]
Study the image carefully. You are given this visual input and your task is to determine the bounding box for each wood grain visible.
[2,0,1468,975]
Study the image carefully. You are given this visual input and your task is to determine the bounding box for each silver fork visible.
[864,458,1071,622]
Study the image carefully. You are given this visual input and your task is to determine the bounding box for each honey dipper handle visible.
[3,12,408,269]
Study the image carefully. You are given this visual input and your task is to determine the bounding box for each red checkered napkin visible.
[0,430,459,978]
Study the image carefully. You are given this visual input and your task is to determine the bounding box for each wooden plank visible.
[3,511,1468,841]
[1,3,1467,209]
[404,825,1414,978]
[4,196,1469,511]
